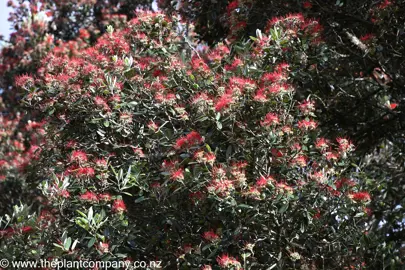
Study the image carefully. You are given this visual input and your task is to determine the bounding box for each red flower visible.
[226,1,239,15]
[360,33,375,42]
[349,191,371,202]
[59,189,70,198]
[256,175,275,187]
[291,155,307,167]
[21,226,34,234]
[170,168,184,181]
[261,113,280,127]
[174,136,188,149]
[15,74,34,89]
[76,167,95,177]
[187,131,204,145]
[80,191,99,202]
[335,178,356,189]
[336,137,355,153]
[303,1,312,9]
[147,120,159,132]
[202,230,220,242]
[0,227,15,237]
[217,254,242,269]
[387,103,398,110]
[174,131,204,150]
[271,148,284,158]
[98,242,109,253]
[276,182,294,193]
[112,199,127,213]
[297,119,318,130]
[70,150,88,163]
[79,29,90,39]
[315,138,329,151]
[261,71,286,84]
[215,94,233,112]
[377,0,391,9]
[298,100,315,115]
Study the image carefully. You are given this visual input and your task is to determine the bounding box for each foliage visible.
[0,10,374,269]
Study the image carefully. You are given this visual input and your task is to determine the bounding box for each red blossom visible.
[174,131,204,150]
[207,179,235,197]
[98,193,112,201]
[303,1,312,9]
[202,230,220,242]
[76,167,95,177]
[70,150,88,163]
[336,137,355,153]
[79,191,99,202]
[315,138,329,151]
[98,242,109,253]
[335,178,356,189]
[298,100,315,114]
[170,168,185,181]
[15,74,34,89]
[349,191,371,202]
[360,33,375,42]
[387,102,398,110]
[217,254,242,269]
[256,175,275,187]
[215,94,234,112]
[298,119,318,130]
[261,71,286,84]
[147,120,159,132]
[112,199,127,213]
[226,1,239,15]
[261,112,280,126]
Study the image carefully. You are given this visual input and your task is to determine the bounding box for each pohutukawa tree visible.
[0,10,373,269]
[159,1,405,266]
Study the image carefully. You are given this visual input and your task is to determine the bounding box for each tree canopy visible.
[0,0,404,269]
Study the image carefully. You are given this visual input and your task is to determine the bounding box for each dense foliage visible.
[1,9,375,269]
[0,0,404,269]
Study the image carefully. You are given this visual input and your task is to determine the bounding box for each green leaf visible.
[279,203,289,213]
[249,36,257,41]
[238,204,253,209]
[226,145,232,159]
[88,207,93,221]
[53,243,65,250]
[88,237,96,248]
[76,210,87,218]
[71,239,79,251]
[216,121,222,130]
[104,121,110,127]
[269,263,277,269]
[135,196,148,203]
[64,237,72,251]
[202,244,212,251]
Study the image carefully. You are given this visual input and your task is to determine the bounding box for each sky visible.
[0,1,158,44]
[0,1,12,43]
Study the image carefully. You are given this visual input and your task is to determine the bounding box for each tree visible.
[1,10,373,269]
